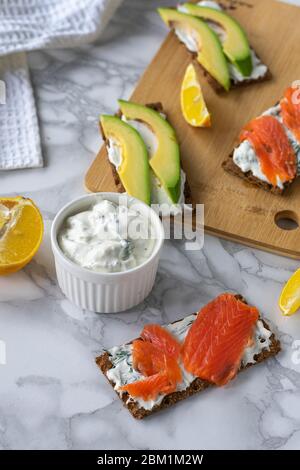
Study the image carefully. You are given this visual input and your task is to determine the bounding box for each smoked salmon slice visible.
[132,340,163,377]
[280,85,300,143]
[181,294,259,386]
[121,325,182,401]
[119,372,176,401]
[239,115,296,187]
[132,339,181,381]
[141,324,181,359]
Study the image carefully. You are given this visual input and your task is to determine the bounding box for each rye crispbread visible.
[95,295,281,419]
[192,53,271,94]
[222,153,294,195]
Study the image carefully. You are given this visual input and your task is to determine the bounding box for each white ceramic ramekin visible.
[51,192,165,313]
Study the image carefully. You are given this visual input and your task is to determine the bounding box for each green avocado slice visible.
[118,100,181,204]
[182,3,252,77]
[100,115,151,205]
[158,8,230,91]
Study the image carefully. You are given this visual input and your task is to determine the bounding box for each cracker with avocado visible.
[100,101,192,208]
[158,5,271,93]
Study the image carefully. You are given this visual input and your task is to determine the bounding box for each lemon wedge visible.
[180,63,211,128]
[0,196,43,275]
[279,268,300,316]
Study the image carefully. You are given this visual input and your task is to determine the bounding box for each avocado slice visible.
[100,115,151,205]
[158,8,230,92]
[118,100,181,203]
[182,3,252,77]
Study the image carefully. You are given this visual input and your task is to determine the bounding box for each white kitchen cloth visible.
[0,53,43,170]
[0,0,123,170]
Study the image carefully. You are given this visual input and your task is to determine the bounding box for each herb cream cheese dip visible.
[58,199,156,273]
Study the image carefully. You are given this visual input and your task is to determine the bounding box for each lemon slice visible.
[0,196,43,275]
[180,63,211,128]
[279,268,300,316]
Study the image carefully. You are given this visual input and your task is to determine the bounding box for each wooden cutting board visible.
[85,0,300,259]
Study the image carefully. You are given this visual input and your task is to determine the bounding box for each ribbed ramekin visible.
[51,193,165,313]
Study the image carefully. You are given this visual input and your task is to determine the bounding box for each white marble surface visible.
[1,0,300,450]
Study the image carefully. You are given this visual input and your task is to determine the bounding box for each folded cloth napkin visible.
[0,0,123,170]
[0,52,42,170]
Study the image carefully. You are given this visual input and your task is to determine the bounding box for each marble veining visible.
[1,0,300,450]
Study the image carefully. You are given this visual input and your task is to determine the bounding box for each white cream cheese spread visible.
[197,0,222,10]
[177,1,268,84]
[241,320,272,366]
[233,103,300,188]
[229,49,267,84]
[58,199,156,273]
[106,313,272,411]
[233,140,285,189]
[121,115,159,160]
[107,138,122,170]
[106,114,187,215]
[174,26,199,53]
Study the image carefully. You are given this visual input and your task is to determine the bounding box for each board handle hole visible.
[275,211,299,231]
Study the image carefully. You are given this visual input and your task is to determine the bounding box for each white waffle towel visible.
[0,53,42,170]
[0,0,123,170]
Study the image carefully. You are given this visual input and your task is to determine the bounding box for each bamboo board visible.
[85,0,300,259]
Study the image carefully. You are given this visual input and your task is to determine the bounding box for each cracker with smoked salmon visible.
[223,84,300,194]
[96,294,280,419]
